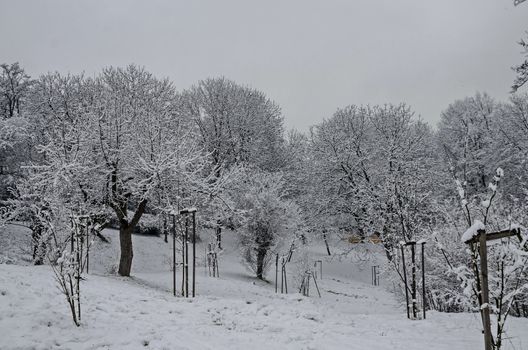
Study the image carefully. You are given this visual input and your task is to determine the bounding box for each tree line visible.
[1,63,527,337]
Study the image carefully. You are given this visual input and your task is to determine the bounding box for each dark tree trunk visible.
[118,226,133,276]
[31,224,45,265]
[114,199,147,277]
[256,247,267,280]
[163,215,168,243]
[323,233,331,256]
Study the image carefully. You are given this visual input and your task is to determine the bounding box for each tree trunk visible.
[323,233,331,256]
[32,224,45,265]
[256,247,267,280]
[118,226,133,276]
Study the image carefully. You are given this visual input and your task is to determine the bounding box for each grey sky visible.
[1,0,527,130]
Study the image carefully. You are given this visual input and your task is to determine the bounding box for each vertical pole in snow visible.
[411,242,417,319]
[208,244,212,277]
[478,231,493,350]
[275,254,279,293]
[185,216,189,298]
[172,214,176,296]
[312,272,321,297]
[192,212,196,298]
[281,257,284,293]
[75,222,81,322]
[401,244,410,319]
[86,223,90,274]
[181,216,185,296]
[284,264,288,294]
[421,242,426,320]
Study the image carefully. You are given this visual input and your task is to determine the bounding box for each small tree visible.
[455,168,528,350]
[235,170,300,279]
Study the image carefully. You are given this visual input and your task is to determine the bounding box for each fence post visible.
[478,230,493,350]
[401,244,410,319]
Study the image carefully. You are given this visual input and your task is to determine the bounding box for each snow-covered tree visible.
[512,34,528,92]
[89,65,201,276]
[309,104,439,258]
[233,169,301,279]
[182,77,286,176]
[0,62,33,119]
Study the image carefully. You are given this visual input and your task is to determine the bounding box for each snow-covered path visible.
[1,229,527,349]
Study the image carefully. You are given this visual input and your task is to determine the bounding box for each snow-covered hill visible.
[1,226,527,349]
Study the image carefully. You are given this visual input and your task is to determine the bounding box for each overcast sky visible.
[1,0,527,130]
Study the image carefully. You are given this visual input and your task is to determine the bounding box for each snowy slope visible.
[1,227,528,350]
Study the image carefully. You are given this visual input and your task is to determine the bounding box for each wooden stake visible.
[478,230,493,350]
[192,212,196,298]
[172,214,176,296]
[311,272,322,297]
[401,244,410,319]
[421,242,426,320]
[185,216,189,298]
[411,243,417,319]
[275,254,278,293]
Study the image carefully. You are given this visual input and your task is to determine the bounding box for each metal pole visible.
[192,212,196,298]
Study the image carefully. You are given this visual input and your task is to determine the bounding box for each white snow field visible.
[1,226,527,350]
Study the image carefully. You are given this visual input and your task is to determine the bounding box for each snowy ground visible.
[1,225,528,350]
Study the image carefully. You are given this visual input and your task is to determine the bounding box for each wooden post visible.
[478,230,493,350]
[372,265,380,286]
[86,223,90,274]
[281,257,284,293]
[421,242,426,320]
[410,242,417,319]
[185,216,189,298]
[314,260,323,280]
[464,228,521,349]
[75,222,81,322]
[311,272,321,297]
[275,254,279,293]
[180,219,185,296]
[284,264,288,293]
[192,212,196,298]
[401,244,410,319]
[172,214,176,296]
